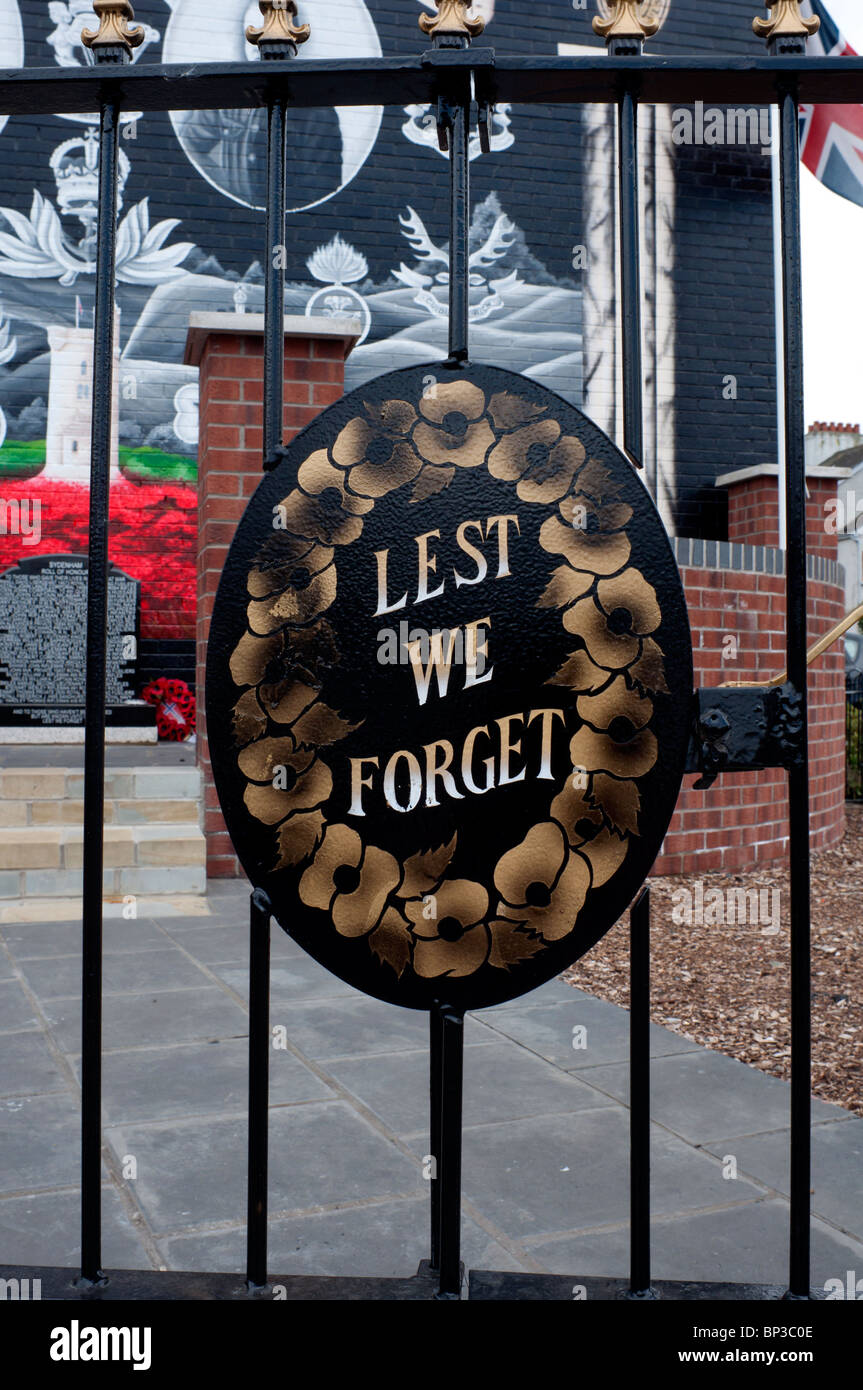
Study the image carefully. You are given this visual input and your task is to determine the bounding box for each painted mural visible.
[0,1,774,656]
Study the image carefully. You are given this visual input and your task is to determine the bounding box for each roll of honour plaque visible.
[206,364,692,1010]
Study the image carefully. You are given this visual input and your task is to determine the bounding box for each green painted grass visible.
[119,447,197,486]
[0,440,47,480]
[0,440,197,486]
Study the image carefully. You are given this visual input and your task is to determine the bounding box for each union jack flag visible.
[800,1,863,208]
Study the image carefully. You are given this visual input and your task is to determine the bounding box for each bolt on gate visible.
[1,0,860,1303]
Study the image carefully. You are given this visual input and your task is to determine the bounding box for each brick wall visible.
[654,549,846,875]
[724,468,851,563]
[188,314,359,879]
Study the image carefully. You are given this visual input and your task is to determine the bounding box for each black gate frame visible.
[1,2,860,1302]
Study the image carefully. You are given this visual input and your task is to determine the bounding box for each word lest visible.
[348,707,566,816]
[374,515,520,616]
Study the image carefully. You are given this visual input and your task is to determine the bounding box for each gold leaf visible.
[410,464,455,503]
[397,835,457,899]
[368,907,413,979]
[548,649,610,693]
[487,920,546,971]
[537,565,594,611]
[591,773,641,836]
[273,809,325,871]
[232,689,267,749]
[575,457,623,502]
[629,637,669,694]
[291,701,362,750]
[487,391,548,431]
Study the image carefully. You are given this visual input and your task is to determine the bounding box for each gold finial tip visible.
[419,1,485,40]
[246,0,311,48]
[753,1,821,41]
[81,0,145,52]
[593,1,660,42]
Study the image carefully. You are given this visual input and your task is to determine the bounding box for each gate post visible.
[184,313,361,879]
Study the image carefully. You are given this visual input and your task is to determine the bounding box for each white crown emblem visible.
[50,130,130,216]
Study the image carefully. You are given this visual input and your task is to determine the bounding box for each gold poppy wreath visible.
[228,380,668,981]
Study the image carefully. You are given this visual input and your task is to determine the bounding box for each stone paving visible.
[1,881,861,1291]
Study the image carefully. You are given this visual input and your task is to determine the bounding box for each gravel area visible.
[565,805,863,1117]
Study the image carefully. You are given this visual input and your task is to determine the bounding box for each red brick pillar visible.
[718,463,850,562]
[184,312,360,878]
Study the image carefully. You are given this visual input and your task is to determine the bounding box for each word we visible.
[671,884,780,934]
[382,618,492,706]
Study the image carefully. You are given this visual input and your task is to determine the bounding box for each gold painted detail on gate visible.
[228,379,668,982]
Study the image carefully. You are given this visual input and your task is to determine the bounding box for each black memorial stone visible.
[0,554,153,729]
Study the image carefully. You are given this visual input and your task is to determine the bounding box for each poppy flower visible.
[548,780,630,886]
[569,725,658,781]
[247,558,337,633]
[299,824,401,938]
[539,513,631,577]
[494,821,591,942]
[331,403,423,498]
[240,738,332,827]
[405,879,491,978]
[278,452,373,546]
[413,380,495,471]
[562,569,661,672]
[489,421,586,504]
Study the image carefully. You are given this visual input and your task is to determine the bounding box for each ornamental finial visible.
[753,1,820,42]
[419,1,485,41]
[246,0,311,53]
[593,1,661,42]
[81,1,145,60]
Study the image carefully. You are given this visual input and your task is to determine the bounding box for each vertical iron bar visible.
[629,886,652,1296]
[618,88,645,476]
[263,96,287,471]
[429,1006,444,1271]
[80,96,121,1288]
[778,86,812,1300]
[448,93,470,364]
[246,888,272,1289]
[436,1005,464,1300]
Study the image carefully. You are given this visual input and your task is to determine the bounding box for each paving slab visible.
[103,1102,423,1236]
[41,987,250,1055]
[576,1048,847,1143]
[478,994,702,1071]
[0,1093,86,1194]
[0,1186,152,1271]
[266,994,490,1063]
[0,917,171,959]
[327,1041,615,1138]
[208,957,356,1004]
[421,1108,765,1243]
[519,1200,863,1291]
[0,1030,70,1099]
[77,1037,335,1125]
[159,1197,523,1279]
[16,946,215,1002]
[0,978,40,1032]
[157,921,303,965]
[704,1117,863,1242]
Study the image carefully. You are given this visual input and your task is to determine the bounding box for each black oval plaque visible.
[206,364,692,1011]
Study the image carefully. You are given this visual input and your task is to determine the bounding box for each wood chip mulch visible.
[564,805,863,1117]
